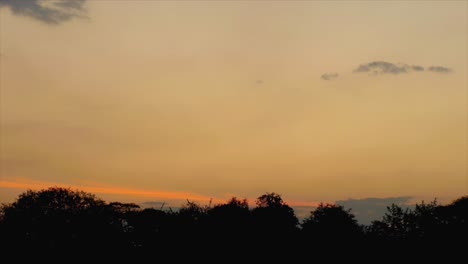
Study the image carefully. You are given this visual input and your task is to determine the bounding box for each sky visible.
[0,0,467,223]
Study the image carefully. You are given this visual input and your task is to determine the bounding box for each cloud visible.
[352,61,453,76]
[410,65,425,71]
[0,0,88,24]
[353,61,410,74]
[427,66,452,73]
[336,196,413,225]
[321,73,339,81]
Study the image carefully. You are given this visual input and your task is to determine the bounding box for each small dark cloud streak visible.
[411,65,425,71]
[427,66,452,73]
[353,61,452,75]
[354,61,409,74]
[0,0,87,24]
[321,73,339,81]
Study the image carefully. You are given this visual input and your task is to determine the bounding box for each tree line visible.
[0,187,466,260]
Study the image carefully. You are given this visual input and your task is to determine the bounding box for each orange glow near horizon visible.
[0,177,321,208]
[0,178,222,203]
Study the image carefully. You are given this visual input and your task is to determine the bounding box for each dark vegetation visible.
[0,187,466,260]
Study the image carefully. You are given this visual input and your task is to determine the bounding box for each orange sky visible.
[0,1,467,207]
[0,177,320,208]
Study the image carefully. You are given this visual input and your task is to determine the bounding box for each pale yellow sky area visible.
[0,1,467,207]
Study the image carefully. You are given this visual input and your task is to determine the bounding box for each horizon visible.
[0,0,467,226]
[0,180,459,225]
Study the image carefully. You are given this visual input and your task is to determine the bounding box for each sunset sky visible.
[0,1,466,222]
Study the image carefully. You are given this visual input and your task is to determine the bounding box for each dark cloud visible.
[321,72,339,81]
[353,61,453,76]
[410,65,424,71]
[53,0,85,10]
[336,196,413,225]
[0,0,87,24]
[354,61,409,74]
[427,66,452,73]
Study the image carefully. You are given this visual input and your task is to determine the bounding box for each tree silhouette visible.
[177,199,208,232]
[301,203,362,244]
[0,187,130,252]
[208,197,250,234]
[201,197,252,254]
[256,192,285,208]
[125,207,169,249]
[1,187,467,259]
[437,196,468,243]
[252,192,298,230]
[250,193,298,254]
[405,199,440,240]
[369,203,411,241]
[444,196,468,225]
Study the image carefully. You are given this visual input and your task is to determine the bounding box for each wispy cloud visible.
[0,0,88,25]
[352,61,452,75]
[354,61,411,75]
[322,60,452,80]
[427,66,452,73]
[321,73,339,81]
[410,65,425,71]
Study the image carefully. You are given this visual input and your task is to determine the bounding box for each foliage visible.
[252,192,299,234]
[302,203,362,241]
